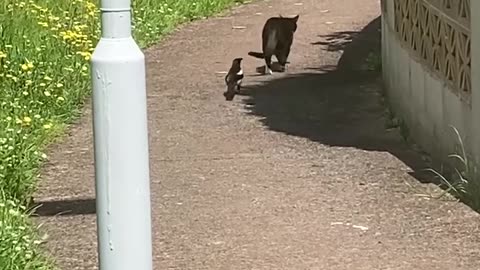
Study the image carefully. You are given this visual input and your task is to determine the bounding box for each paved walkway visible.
[35,0,480,269]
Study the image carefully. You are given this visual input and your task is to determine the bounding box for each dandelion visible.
[21,60,34,71]
[23,116,32,123]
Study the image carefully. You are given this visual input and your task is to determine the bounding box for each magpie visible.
[224,57,244,101]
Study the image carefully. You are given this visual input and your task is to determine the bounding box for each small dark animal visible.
[248,14,299,75]
[224,57,244,101]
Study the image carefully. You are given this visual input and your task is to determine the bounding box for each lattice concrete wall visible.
[381,0,480,164]
[393,0,471,103]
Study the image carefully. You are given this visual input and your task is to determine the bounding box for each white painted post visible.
[90,0,153,269]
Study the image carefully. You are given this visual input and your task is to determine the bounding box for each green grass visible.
[423,126,480,211]
[0,193,52,270]
[0,0,244,268]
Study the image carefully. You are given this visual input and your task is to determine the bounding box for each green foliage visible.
[425,126,480,211]
[0,194,52,270]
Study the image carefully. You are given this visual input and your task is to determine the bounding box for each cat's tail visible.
[247,51,265,59]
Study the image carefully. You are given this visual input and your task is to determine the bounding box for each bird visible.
[224,57,244,101]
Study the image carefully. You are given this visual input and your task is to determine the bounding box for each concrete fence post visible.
[90,0,153,269]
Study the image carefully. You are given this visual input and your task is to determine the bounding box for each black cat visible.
[248,15,299,75]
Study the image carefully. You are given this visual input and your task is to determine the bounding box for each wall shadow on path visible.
[240,15,437,185]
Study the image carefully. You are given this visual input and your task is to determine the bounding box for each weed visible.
[424,126,480,210]
[365,51,382,72]
[0,192,52,270]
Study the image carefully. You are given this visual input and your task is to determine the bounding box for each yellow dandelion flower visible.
[21,64,29,71]
[23,116,32,123]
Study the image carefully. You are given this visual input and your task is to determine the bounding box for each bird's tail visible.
[224,84,236,101]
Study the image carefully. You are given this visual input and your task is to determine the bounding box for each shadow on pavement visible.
[33,198,96,216]
[240,16,437,186]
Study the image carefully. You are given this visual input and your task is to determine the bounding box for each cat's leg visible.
[264,54,273,75]
[277,47,291,72]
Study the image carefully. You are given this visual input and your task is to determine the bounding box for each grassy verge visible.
[0,0,244,268]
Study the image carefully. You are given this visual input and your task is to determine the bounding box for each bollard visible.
[90,0,153,269]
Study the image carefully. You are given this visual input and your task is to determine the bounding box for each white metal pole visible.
[90,0,153,269]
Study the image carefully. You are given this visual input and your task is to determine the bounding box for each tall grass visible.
[0,192,52,270]
[0,0,244,268]
[425,126,480,210]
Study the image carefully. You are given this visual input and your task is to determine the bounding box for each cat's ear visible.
[292,14,299,22]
